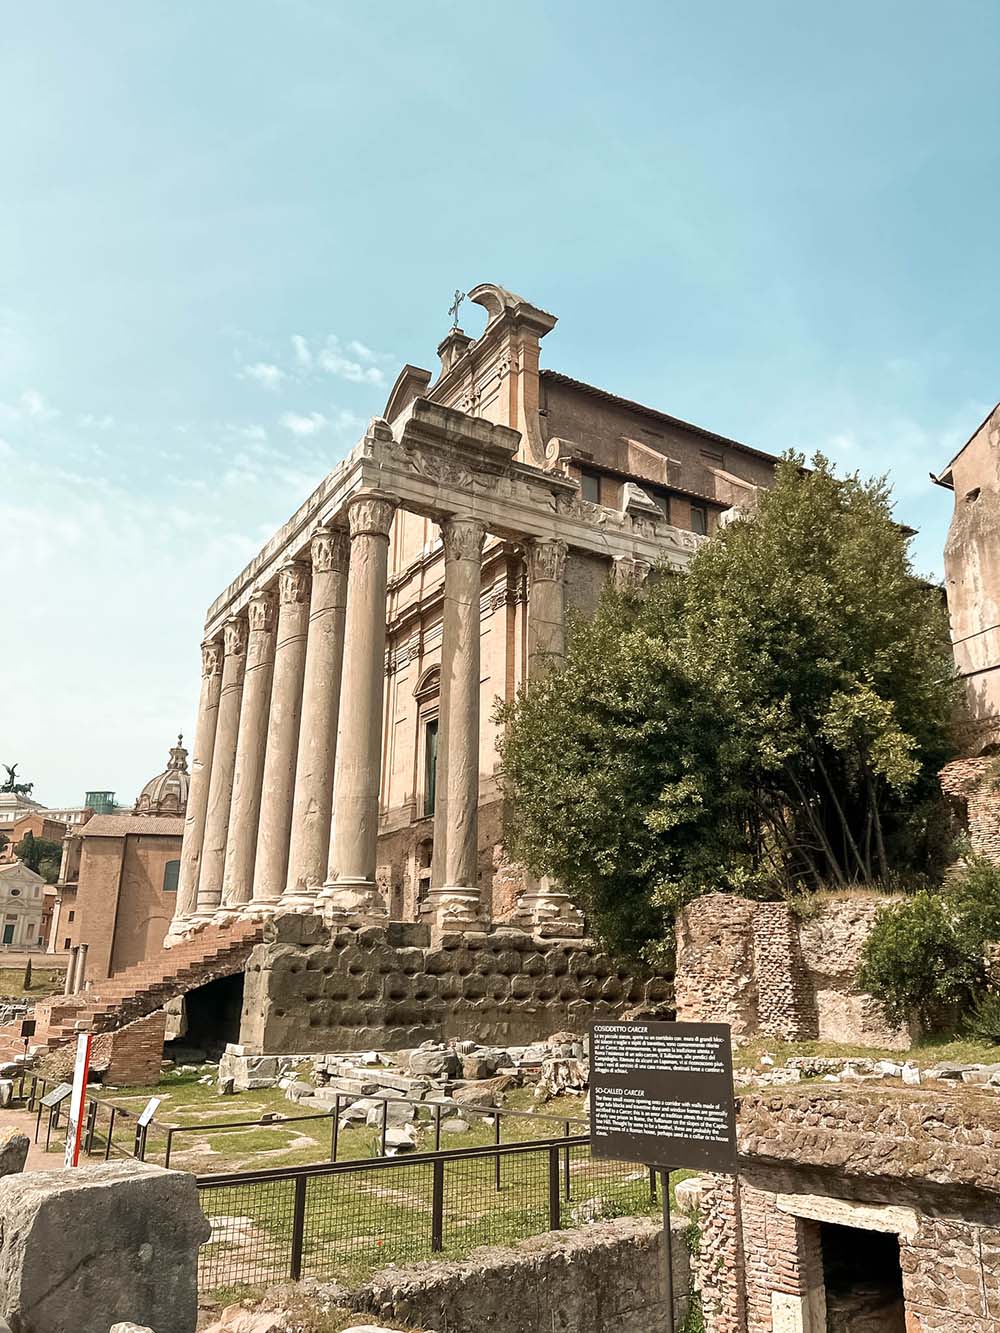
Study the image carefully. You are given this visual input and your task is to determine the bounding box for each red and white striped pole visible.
[64,1032,93,1168]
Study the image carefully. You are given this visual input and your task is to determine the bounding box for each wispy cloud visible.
[239,361,287,390]
[1,388,60,423]
[280,410,328,436]
[317,336,386,385]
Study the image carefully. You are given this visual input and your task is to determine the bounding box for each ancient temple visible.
[168,283,779,944]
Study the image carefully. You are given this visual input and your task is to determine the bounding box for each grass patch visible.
[0,966,63,999]
[734,1033,1000,1077]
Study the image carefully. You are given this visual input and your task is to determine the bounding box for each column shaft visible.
[173,637,223,927]
[195,616,248,915]
[284,527,350,903]
[429,516,486,925]
[249,561,311,907]
[323,492,398,916]
[220,588,277,910]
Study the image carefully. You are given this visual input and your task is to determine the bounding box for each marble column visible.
[194,616,247,918]
[219,587,277,913]
[284,526,350,907]
[171,636,223,934]
[519,538,584,935]
[427,515,487,928]
[526,538,568,678]
[247,560,311,911]
[321,491,398,918]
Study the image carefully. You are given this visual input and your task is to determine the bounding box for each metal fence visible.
[196,1134,659,1293]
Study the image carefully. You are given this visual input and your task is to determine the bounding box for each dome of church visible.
[133,734,189,817]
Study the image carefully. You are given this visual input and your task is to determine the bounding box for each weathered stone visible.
[0,1161,210,1333]
[0,1128,28,1177]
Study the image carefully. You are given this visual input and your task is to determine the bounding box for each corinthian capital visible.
[526,538,568,584]
[278,560,312,605]
[248,587,277,633]
[441,515,487,563]
[201,636,223,678]
[223,615,248,657]
[311,525,350,574]
[347,491,398,540]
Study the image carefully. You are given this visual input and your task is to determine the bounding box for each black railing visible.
[196,1134,658,1292]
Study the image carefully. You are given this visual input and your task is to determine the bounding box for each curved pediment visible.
[384,364,433,423]
[467,283,557,337]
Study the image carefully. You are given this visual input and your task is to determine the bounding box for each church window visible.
[163,859,181,892]
[424,719,439,817]
[68,911,75,923]
[690,505,708,536]
[579,469,601,504]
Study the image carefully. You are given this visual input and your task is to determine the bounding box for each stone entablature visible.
[674,892,912,1049]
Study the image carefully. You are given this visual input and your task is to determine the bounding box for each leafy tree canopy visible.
[15,832,62,884]
[498,454,958,962]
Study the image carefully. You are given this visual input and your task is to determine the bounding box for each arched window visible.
[162,859,180,892]
[414,666,441,818]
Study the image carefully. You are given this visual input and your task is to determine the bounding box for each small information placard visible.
[40,1082,73,1109]
[138,1096,161,1128]
[589,1020,737,1172]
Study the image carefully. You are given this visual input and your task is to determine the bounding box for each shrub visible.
[858,858,1000,1026]
[965,992,1000,1045]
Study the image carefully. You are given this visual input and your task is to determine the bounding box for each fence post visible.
[434,1102,441,1152]
[431,1158,444,1252]
[493,1114,502,1193]
[548,1146,562,1231]
[290,1175,307,1280]
[84,1098,98,1155]
[330,1095,340,1163]
[104,1105,117,1161]
[563,1120,572,1200]
[649,1167,658,1203]
[380,1099,388,1157]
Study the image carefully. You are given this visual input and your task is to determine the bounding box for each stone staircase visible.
[1,921,264,1061]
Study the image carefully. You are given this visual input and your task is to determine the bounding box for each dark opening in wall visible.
[166,971,245,1061]
[820,1221,906,1332]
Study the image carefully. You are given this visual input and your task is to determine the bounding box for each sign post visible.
[589,1020,738,1333]
[63,1033,93,1168]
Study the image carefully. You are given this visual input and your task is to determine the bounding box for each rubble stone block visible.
[0,1161,210,1333]
[0,1129,28,1178]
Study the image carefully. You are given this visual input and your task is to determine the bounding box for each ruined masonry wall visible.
[675,893,911,1049]
[940,756,1000,862]
[239,915,671,1055]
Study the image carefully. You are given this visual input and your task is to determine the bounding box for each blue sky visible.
[3,2,998,804]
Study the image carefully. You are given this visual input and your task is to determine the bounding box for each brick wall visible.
[676,893,911,1048]
[940,755,1000,862]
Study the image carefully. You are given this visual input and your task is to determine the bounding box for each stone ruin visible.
[674,891,914,1049]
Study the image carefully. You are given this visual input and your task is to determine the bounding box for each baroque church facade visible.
[168,283,779,942]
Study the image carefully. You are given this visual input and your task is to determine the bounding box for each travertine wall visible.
[692,1088,1000,1332]
[675,893,911,1049]
[238,914,671,1054]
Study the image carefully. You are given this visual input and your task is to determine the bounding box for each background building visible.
[51,736,188,975]
[0,861,46,949]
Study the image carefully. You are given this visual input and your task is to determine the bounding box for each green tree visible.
[15,832,63,884]
[499,454,958,961]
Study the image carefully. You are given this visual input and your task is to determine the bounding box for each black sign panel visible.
[40,1082,73,1109]
[19,1018,35,1039]
[589,1020,737,1172]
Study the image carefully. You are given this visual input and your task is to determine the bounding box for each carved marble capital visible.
[347,491,398,540]
[248,587,277,632]
[612,557,653,595]
[311,525,350,574]
[223,615,248,658]
[441,515,487,563]
[526,538,568,584]
[278,561,311,605]
[201,637,224,678]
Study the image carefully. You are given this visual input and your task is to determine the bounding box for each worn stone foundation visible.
[689,1086,1000,1332]
[238,913,671,1055]
[940,755,1000,862]
[674,893,912,1048]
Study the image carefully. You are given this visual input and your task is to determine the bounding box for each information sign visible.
[589,1020,737,1172]
[40,1082,72,1110]
[138,1096,161,1128]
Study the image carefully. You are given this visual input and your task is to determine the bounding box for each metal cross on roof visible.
[448,289,465,329]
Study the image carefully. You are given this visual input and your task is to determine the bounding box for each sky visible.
[2,2,999,805]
